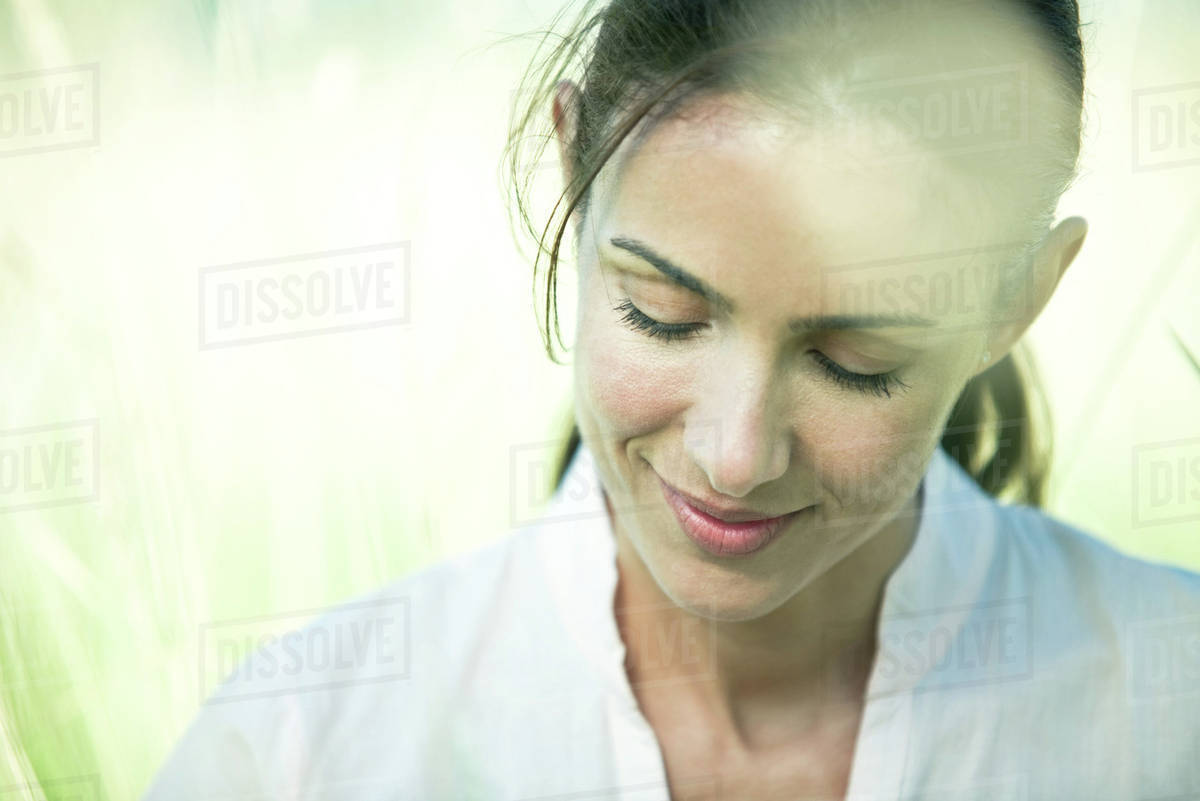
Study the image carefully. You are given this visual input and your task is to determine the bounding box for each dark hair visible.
[505,0,1086,508]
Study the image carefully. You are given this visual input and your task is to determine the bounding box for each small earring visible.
[981,350,991,367]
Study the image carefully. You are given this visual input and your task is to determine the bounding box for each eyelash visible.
[612,297,706,343]
[809,351,910,399]
[611,297,911,399]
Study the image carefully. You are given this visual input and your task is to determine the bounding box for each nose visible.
[683,352,790,499]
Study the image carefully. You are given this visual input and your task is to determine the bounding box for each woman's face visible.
[568,94,1032,622]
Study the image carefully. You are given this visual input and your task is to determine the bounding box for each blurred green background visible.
[0,1,1196,798]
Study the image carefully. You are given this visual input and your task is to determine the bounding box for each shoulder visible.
[983,499,1200,708]
[974,502,1200,788]
[893,460,1200,792]
[924,445,1200,620]
[997,500,1200,618]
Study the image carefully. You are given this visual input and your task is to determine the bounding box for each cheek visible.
[575,258,699,436]
[802,390,942,510]
[578,329,693,437]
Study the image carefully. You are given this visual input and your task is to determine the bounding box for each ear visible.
[977,215,1088,374]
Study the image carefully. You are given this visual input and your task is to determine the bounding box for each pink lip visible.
[658,477,806,557]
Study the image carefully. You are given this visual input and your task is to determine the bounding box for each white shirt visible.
[143,441,1200,800]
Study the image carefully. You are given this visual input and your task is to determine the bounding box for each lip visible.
[657,476,806,557]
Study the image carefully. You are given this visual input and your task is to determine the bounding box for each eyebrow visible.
[608,236,938,332]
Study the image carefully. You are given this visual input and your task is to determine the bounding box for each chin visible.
[649,554,801,623]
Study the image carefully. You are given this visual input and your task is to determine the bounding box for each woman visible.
[145,0,1200,799]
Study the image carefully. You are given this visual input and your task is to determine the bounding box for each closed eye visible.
[612,297,706,343]
[612,296,910,399]
[809,350,910,399]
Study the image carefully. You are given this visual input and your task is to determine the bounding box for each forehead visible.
[587,95,1022,330]
[598,95,997,260]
